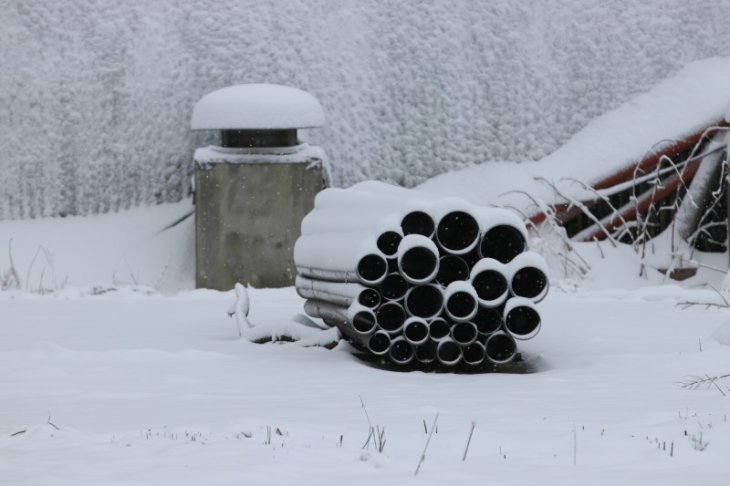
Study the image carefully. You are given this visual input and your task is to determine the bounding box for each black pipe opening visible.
[511,267,548,299]
[452,322,478,345]
[462,343,485,365]
[473,307,502,335]
[480,225,526,263]
[376,302,406,332]
[472,269,508,302]
[437,340,461,365]
[404,320,429,344]
[505,306,541,337]
[436,211,479,253]
[376,231,403,257]
[486,333,517,363]
[358,289,381,308]
[381,273,408,301]
[389,339,414,364]
[435,255,469,286]
[429,318,451,340]
[415,341,437,363]
[352,311,377,334]
[357,254,388,283]
[405,285,443,318]
[368,332,391,355]
[401,211,435,237]
[400,247,438,281]
[446,291,477,320]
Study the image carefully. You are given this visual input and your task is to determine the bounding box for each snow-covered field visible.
[1,205,730,484]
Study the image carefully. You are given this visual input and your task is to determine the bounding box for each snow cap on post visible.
[191,83,325,130]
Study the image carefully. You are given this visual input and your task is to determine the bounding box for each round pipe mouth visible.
[436,339,462,366]
[451,321,478,346]
[397,234,439,284]
[376,302,407,333]
[357,253,388,285]
[399,249,438,284]
[471,269,509,307]
[428,317,451,341]
[511,267,549,302]
[351,309,378,335]
[480,225,526,263]
[376,231,403,258]
[473,307,503,335]
[506,251,549,302]
[401,210,435,238]
[357,288,381,309]
[403,317,430,346]
[389,337,415,365]
[436,210,480,255]
[445,291,478,322]
[368,331,392,356]
[415,341,437,364]
[485,332,517,364]
[381,273,408,301]
[435,255,470,286]
[462,342,486,366]
[444,281,478,322]
[504,297,541,340]
[404,284,444,320]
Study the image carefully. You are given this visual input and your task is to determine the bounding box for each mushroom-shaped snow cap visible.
[191,84,325,130]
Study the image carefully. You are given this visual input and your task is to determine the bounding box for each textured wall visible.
[1,0,729,219]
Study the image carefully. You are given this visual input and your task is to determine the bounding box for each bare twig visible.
[534,176,619,247]
[3,238,21,290]
[359,396,386,452]
[359,395,374,430]
[462,421,475,461]
[414,413,439,476]
[680,284,730,309]
[47,415,60,431]
[679,373,730,394]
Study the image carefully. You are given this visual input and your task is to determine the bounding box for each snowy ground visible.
[1,204,730,484]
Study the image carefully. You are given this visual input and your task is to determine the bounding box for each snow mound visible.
[419,57,730,211]
[0,200,195,293]
[191,84,325,130]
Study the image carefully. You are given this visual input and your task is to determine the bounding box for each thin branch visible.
[414,413,439,476]
[534,176,619,247]
[679,373,730,394]
[462,421,476,461]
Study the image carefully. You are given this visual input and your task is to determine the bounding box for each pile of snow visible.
[0,200,194,293]
[191,84,325,130]
[3,1,730,218]
[418,57,730,213]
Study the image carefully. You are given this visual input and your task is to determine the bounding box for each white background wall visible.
[1,0,728,218]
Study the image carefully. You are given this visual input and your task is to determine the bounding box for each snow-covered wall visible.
[1,0,728,219]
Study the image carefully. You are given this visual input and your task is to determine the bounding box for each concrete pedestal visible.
[195,154,326,289]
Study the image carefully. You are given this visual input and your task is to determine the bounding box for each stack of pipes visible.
[294,181,548,369]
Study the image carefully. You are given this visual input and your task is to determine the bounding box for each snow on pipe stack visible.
[294,181,549,371]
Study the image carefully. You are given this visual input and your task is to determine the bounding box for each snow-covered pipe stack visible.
[294,181,549,370]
